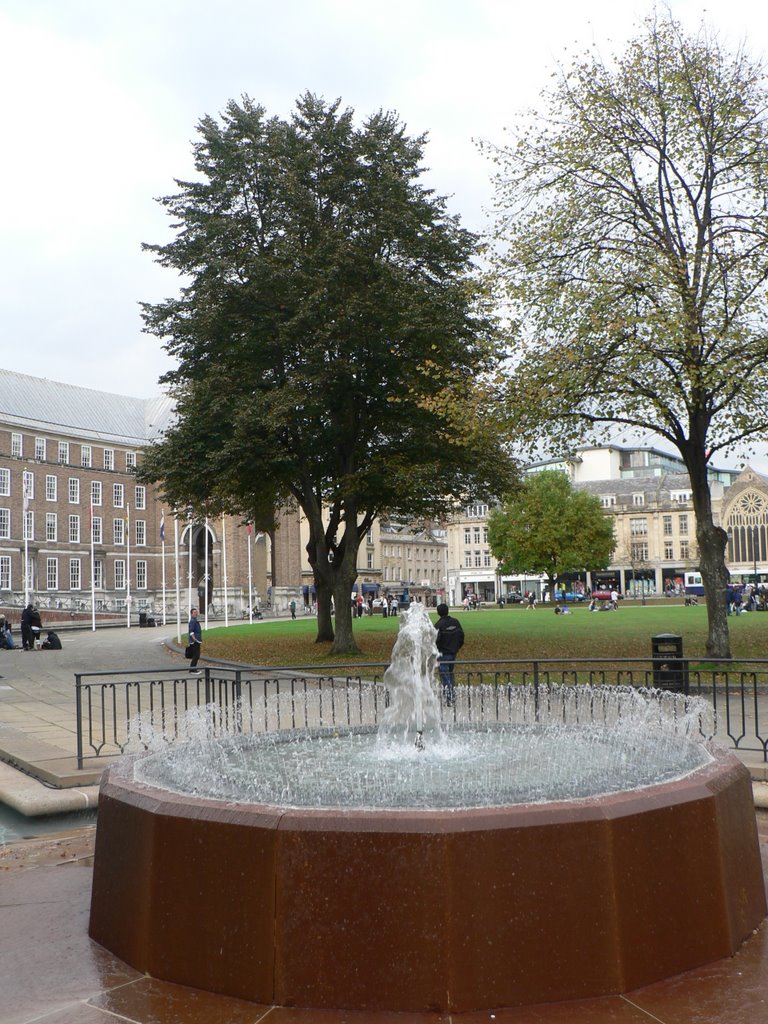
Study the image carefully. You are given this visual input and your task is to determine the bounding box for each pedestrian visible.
[187,607,203,673]
[526,592,536,611]
[290,598,297,619]
[610,588,619,610]
[434,602,465,707]
[20,603,34,650]
[41,630,62,650]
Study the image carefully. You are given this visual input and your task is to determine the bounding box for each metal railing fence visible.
[74,656,768,769]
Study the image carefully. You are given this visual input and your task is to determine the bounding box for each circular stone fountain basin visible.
[89,744,766,1013]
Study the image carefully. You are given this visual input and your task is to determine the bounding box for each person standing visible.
[20,603,34,650]
[289,599,297,619]
[434,603,465,707]
[187,607,203,673]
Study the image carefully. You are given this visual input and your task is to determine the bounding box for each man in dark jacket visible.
[41,630,62,650]
[434,603,464,707]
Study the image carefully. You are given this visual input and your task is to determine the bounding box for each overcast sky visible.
[1,2,765,436]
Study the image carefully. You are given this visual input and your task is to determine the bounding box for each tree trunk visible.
[684,440,731,659]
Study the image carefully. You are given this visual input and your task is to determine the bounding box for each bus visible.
[684,571,705,597]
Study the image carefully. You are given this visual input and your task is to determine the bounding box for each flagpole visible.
[247,523,253,623]
[23,469,30,607]
[203,516,209,631]
[187,509,194,616]
[222,515,229,628]
[126,503,131,629]
[90,494,96,631]
[160,509,167,626]
[174,512,181,644]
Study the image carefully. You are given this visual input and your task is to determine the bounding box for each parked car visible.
[505,591,523,603]
[557,591,586,602]
[591,589,616,601]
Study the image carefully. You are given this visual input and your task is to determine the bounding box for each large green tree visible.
[487,471,615,598]
[488,13,768,658]
[140,93,515,654]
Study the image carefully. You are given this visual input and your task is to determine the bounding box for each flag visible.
[160,510,165,543]
[23,474,30,513]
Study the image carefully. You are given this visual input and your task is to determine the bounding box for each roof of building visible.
[0,369,174,445]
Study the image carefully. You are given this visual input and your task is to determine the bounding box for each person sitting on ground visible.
[41,630,62,650]
[2,625,14,649]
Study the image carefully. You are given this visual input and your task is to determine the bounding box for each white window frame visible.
[46,557,58,590]
[136,559,147,590]
[103,448,114,471]
[11,433,22,458]
[91,480,102,506]
[125,451,137,471]
[0,555,10,590]
[0,469,8,497]
[113,483,124,508]
[46,512,57,542]
[114,558,126,590]
[81,445,92,468]
[0,508,9,539]
[70,558,81,591]
[24,510,34,541]
[91,516,102,544]
[135,519,146,546]
[69,478,80,504]
[114,518,125,545]
[34,437,46,461]
[134,485,146,510]
[69,514,80,543]
[23,470,34,500]
[58,441,69,464]
[93,559,103,589]
[45,474,57,501]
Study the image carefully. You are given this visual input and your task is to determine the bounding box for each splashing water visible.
[130,604,715,810]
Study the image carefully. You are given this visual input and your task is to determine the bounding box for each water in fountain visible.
[130,602,715,810]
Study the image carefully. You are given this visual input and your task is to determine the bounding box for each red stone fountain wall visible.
[89,748,766,1013]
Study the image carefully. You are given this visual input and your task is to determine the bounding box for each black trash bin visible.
[139,612,148,628]
[651,633,689,694]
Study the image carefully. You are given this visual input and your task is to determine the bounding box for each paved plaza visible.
[1,626,768,1023]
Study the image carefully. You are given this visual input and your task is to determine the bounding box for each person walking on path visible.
[434,603,465,707]
[187,607,203,673]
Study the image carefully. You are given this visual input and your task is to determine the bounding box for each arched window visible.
[725,491,768,564]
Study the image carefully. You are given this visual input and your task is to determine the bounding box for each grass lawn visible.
[201,602,768,667]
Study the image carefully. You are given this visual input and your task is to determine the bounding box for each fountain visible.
[89,604,766,1013]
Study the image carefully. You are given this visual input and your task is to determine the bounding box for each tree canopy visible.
[486,471,615,595]
[140,93,516,653]
[487,12,768,656]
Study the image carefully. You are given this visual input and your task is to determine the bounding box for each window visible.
[0,508,9,539]
[125,451,137,471]
[103,448,114,470]
[407,547,412,560]
[23,470,34,500]
[81,445,92,468]
[0,468,8,496]
[464,551,473,568]
[630,517,648,536]
[91,516,102,544]
[631,542,649,561]
[113,483,124,508]
[11,433,22,457]
[483,528,489,544]
[91,480,102,506]
[35,437,46,461]
[366,528,373,544]
[473,527,481,544]
[680,541,690,560]
[69,515,80,543]
[366,552,374,569]
[114,518,124,545]
[24,556,35,592]
[135,519,146,546]
[0,555,10,590]
[671,490,692,503]
[464,528,471,544]
[474,550,482,567]
[93,559,103,589]
[679,514,688,535]
[663,515,673,536]
[664,541,674,560]
[466,503,489,518]
[483,549,492,567]
[69,478,80,503]
[46,513,57,542]
[23,510,34,541]
[114,559,126,589]
[601,495,616,508]
[45,475,57,501]
[58,441,69,464]
[136,560,147,589]
[70,558,81,590]
[46,557,58,590]
[632,492,645,506]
